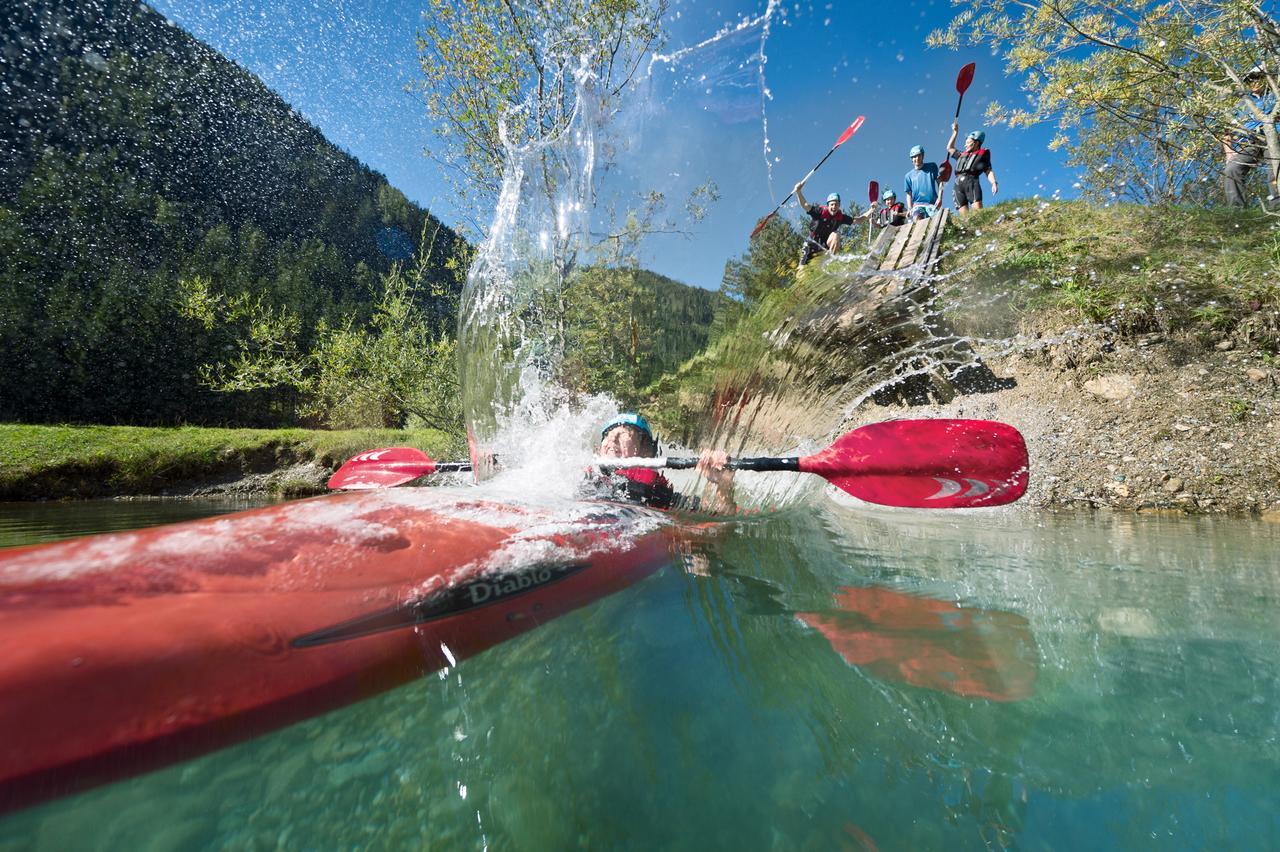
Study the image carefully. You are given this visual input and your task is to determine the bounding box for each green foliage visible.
[185,231,467,433]
[558,266,721,404]
[0,423,459,500]
[928,1,1280,204]
[0,0,466,427]
[945,200,1280,345]
[715,216,805,337]
[413,0,667,211]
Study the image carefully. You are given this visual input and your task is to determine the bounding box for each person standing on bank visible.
[794,180,855,266]
[904,145,943,220]
[1223,70,1279,209]
[946,122,998,213]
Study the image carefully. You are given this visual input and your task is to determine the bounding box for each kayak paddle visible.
[327,447,472,490]
[750,116,865,240]
[954,62,976,118]
[332,420,1029,509]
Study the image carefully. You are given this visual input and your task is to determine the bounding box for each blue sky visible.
[149,0,1073,289]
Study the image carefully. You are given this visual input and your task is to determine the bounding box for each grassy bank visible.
[0,425,463,500]
[945,201,1280,346]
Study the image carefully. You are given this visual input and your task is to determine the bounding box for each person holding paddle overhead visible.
[794,181,855,266]
[904,145,943,220]
[946,122,998,213]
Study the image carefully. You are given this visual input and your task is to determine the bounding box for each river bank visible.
[0,425,460,501]
[857,327,1280,518]
[866,201,1280,518]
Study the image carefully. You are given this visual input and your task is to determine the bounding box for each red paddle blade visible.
[956,62,976,94]
[834,115,865,147]
[327,447,437,490]
[939,160,952,182]
[799,419,1028,508]
[868,180,879,203]
[749,212,775,240]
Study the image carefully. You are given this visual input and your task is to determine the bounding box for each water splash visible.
[457,7,783,478]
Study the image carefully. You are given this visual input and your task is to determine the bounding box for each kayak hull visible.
[0,489,673,813]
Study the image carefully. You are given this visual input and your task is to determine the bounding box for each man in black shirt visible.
[794,180,855,265]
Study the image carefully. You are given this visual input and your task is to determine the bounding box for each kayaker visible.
[794,181,855,266]
[589,412,735,512]
[1223,69,1279,208]
[946,122,998,213]
[904,145,943,221]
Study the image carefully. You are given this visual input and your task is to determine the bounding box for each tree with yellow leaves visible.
[929,1,1279,207]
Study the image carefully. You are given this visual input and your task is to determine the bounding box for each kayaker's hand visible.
[952,120,959,132]
[793,181,804,194]
[696,450,736,514]
[696,450,733,483]
[990,179,999,195]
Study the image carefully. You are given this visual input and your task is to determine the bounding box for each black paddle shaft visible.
[664,457,801,472]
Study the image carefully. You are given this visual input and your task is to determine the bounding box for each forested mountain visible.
[559,266,723,404]
[0,0,464,426]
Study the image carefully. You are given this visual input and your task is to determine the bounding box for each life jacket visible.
[878,202,907,227]
[955,147,989,177]
[587,467,676,509]
[808,206,852,240]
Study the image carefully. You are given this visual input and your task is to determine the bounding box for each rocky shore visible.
[884,326,1280,518]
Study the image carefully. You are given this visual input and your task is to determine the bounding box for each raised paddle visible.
[954,62,976,118]
[750,116,865,240]
[331,419,1029,510]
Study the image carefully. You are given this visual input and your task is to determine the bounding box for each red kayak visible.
[0,490,674,814]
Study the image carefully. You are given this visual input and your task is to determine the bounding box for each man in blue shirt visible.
[1223,70,1278,208]
[904,145,942,220]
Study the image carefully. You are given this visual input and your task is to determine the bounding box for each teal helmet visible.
[601,412,653,441]
[967,130,986,145]
[882,188,896,199]
[826,192,841,204]
[909,144,925,157]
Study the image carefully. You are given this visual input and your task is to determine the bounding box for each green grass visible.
[946,200,1280,345]
[0,424,462,499]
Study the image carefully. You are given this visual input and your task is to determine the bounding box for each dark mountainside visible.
[0,0,465,426]
[635,268,721,377]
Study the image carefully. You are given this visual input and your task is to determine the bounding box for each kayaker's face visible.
[826,200,841,215]
[600,425,651,458]
[911,153,924,168]
[965,137,979,151]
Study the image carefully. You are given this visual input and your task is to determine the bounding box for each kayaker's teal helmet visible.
[882,188,896,199]
[966,129,986,145]
[601,412,653,441]
[909,144,925,157]
[826,192,841,204]
[601,412,657,455]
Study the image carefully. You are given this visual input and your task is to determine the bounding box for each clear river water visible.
[1,497,1277,850]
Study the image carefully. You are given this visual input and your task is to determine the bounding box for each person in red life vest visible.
[946,121,998,213]
[794,180,854,266]
[589,413,735,512]
[854,187,907,228]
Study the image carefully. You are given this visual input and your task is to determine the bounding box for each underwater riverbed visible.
[1,498,1278,850]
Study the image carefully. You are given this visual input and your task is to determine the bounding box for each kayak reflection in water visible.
[583,412,737,513]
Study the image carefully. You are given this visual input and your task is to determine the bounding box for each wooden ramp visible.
[790,210,1009,407]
